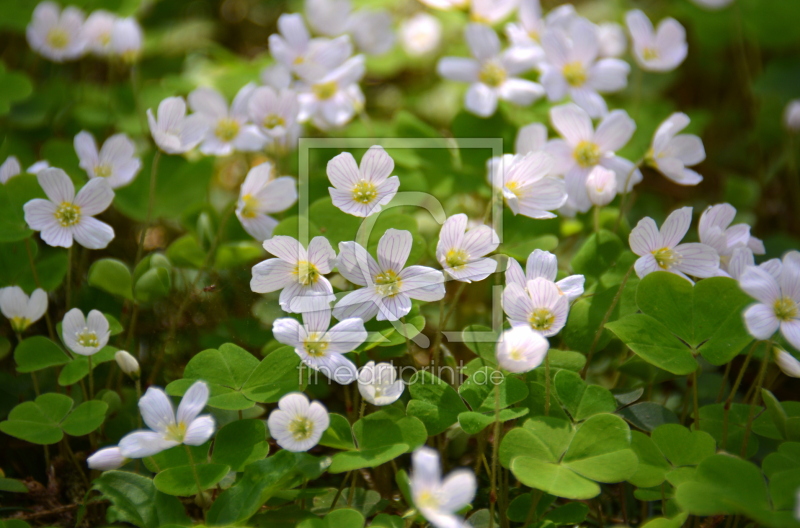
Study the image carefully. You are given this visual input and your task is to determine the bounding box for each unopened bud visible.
[585,166,617,207]
[115,350,140,379]
[774,347,800,378]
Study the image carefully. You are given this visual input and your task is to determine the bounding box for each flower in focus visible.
[629,206,720,281]
[327,145,399,218]
[487,152,567,218]
[698,203,765,277]
[436,214,499,282]
[250,235,337,313]
[119,381,215,458]
[400,13,442,56]
[774,347,800,378]
[738,251,800,349]
[87,446,127,471]
[506,249,585,301]
[598,22,626,58]
[540,17,629,118]
[0,156,21,184]
[496,325,549,373]
[625,10,687,72]
[357,361,404,405]
[23,168,115,249]
[111,17,143,63]
[188,84,266,156]
[0,287,48,333]
[74,131,141,189]
[334,229,445,322]
[273,306,366,384]
[62,308,110,356]
[546,103,640,214]
[646,113,706,185]
[585,165,617,206]
[115,350,140,379]
[438,23,543,117]
[267,392,329,452]
[410,446,477,528]
[503,277,569,336]
[81,10,115,56]
[236,161,298,242]
[147,97,208,154]
[784,99,800,133]
[297,55,366,129]
[27,2,86,62]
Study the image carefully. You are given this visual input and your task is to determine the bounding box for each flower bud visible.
[400,13,442,57]
[87,446,127,471]
[585,166,617,207]
[115,350,140,379]
[774,347,800,378]
[784,100,800,133]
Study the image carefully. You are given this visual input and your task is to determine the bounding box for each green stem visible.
[544,354,551,416]
[329,471,352,512]
[489,376,502,528]
[66,245,73,309]
[740,344,770,457]
[722,341,758,450]
[135,150,161,268]
[613,158,644,233]
[24,238,56,341]
[716,360,733,403]
[87,355,94,400]
[691,370,700,431]
[593,205,601,233]
[185,445,206,517]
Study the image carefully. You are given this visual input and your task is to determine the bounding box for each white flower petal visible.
[38,168,75,203]
[183,415,215,445]
[378,229,413,272]
[743,303,780,340]
[139,387,176,433]
[176,381,209,425]
[118,431,179,459]
[73,216,115,250]
[550,103,593,146]
[739,266,781,305]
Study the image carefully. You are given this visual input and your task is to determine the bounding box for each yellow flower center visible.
[165,421,188,442]
[304,334,329,357]
[294,261,320,286]
[94,164,113,178]
[563,61,588,87]
[528,30,540,42]
[479,61,507,88]
[529,308,555,331]
[573,141,601,168]
[262,114,285,130]
[642,47,659,60]
[313,81,338,100]
[416,490,439,509]
[508,347,524,361]
[215,118,241,142]
[54,202,81,227]
[10,316,31,333]
[652,247,679,270]
[351,180,378,204]
[293,55,305,65]
[239,194,260,218]
[76,330,99,348]
[505,180,522,197]
[774,297,799,322]
[375,269,402,297]
[46,28,70,49]
[99,32,111,46]
[288,417,315,441]
[445,248,469,269]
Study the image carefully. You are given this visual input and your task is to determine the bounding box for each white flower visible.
[546,103,641,214]
[487,152,567,219]
[699,203,765,277]
[236,162,297,242]
[147,97,208,154]
[774,347,800,378]
[248,86,300,144]
[269,13,353,82]
[416,0,468,10]
[87,446,127,471]
[23,168,115,249]
[436,214,499,282]
[26,2,86,62]
[438,23,543,117]
[505,249,584,301]
[119,381,215,458]
[515,123,548,155]
[62,308,110,356]
[115,350,140,379]
[496,325,549,373]
[357,361,404,405]
[349,9,396,56]
[334,229,445,322]
[585,165,616,206]
[540,17,630,118]
[629,206,720,281]
[400,13,442,56]
[261,64,293,90]
[267,392,329,452]
[598,22,626,58]
[646,112,705,185]
[28,161,50,174]
[505,0,576,65]
[688,0,734,10]
[626,10,687,72]
[739,251,800,349]
[188,84,266,156]
[297,55,366,129]
[273,307,366,384]
[81,10,115,56]
[410,446,476,528]
[784,100,800,133]
[471,0,519,25]
[74,131,141,189]
[728,246,756,281]
[250,236,337,313]
[0,286,47,333]
[0,156,21,184]
[111,17,143,63]
[503,277,569,336]
[327,145,399,218]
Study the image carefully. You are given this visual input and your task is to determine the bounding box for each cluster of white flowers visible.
[27,1,142,63]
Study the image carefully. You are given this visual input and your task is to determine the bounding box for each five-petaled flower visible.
[488,152,567,219]
[268,392,329,452]
[410,446,477,528]
[188,84,267,156]
[235,162,298,242]
[496,325,549,373]
[0,287,48,334]
[506,249,585,301]
[503,277,570,336]
[327,145,399,218]
[147,97,208,154]
[357,361,404,405]
[436,214,499,283]
[62,308,110,356]
[626,10,688,72]
[74,131,141,189]
[646,113,706,186]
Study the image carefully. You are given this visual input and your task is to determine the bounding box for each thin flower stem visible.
[431,297,446,369]
[522,490,543,526]
[691,370,700,431]
[135,379,143,429]
[722,341,759,450]
[87,355,94,400]
[62,438,89,488]
[593,205,601,233]
[614,159,644,233]
[66,245,73,309]
[185,445,206,516]
[134,150,161,268]
[716,360,733,403]
[329,471,352,513]
[740,344,771,457]
[544,353,551,417]
[24,238,56,341]
[489,376,502,528]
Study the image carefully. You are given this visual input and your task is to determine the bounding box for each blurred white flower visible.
[188,84,266,156]
[688,0,735,10]
[62,308,110,356]
[27,161,50,174]
[506,249,585,301]
[236,162,297,242]
[546,103,640,214]
[514,123,548,155]
[626,10,687,72]
[438,23,543,117]
[496,325,548,373]
[147,97,208,154]
[400,13,442,56]
[629,207,720,281]
[334,229,445,322]
[87,446,127,470]
[504,277,569,336]
[273,306,366,384]
[261,64,293,90]
[23,168,115,249]
[699,203,765,277]
[115,350,140,379]
[487,152,567,218]
[268,392,329,452]
[0,286,48,333]
[784,100,800,133]
[775,347,800,378]
[647,112,705,185]
[119,381,215,458]
[410,446,477,528]
[0,156,21,184]
[585,165,617,206]
[247,86,301,153]
[250,235,337,313]
[357,361,404,405]
[437,213,499,283]
[305,0,395,55]
[540,17,629,118]
[598,22,626,58]
[81,10,115,56]
[297,55,366,129]
[27,2,86,62]
[416,0,468,10]
[111,17,143,63]
[269,13,352,82]
[74,131,141,189]
[327,145,399,218]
